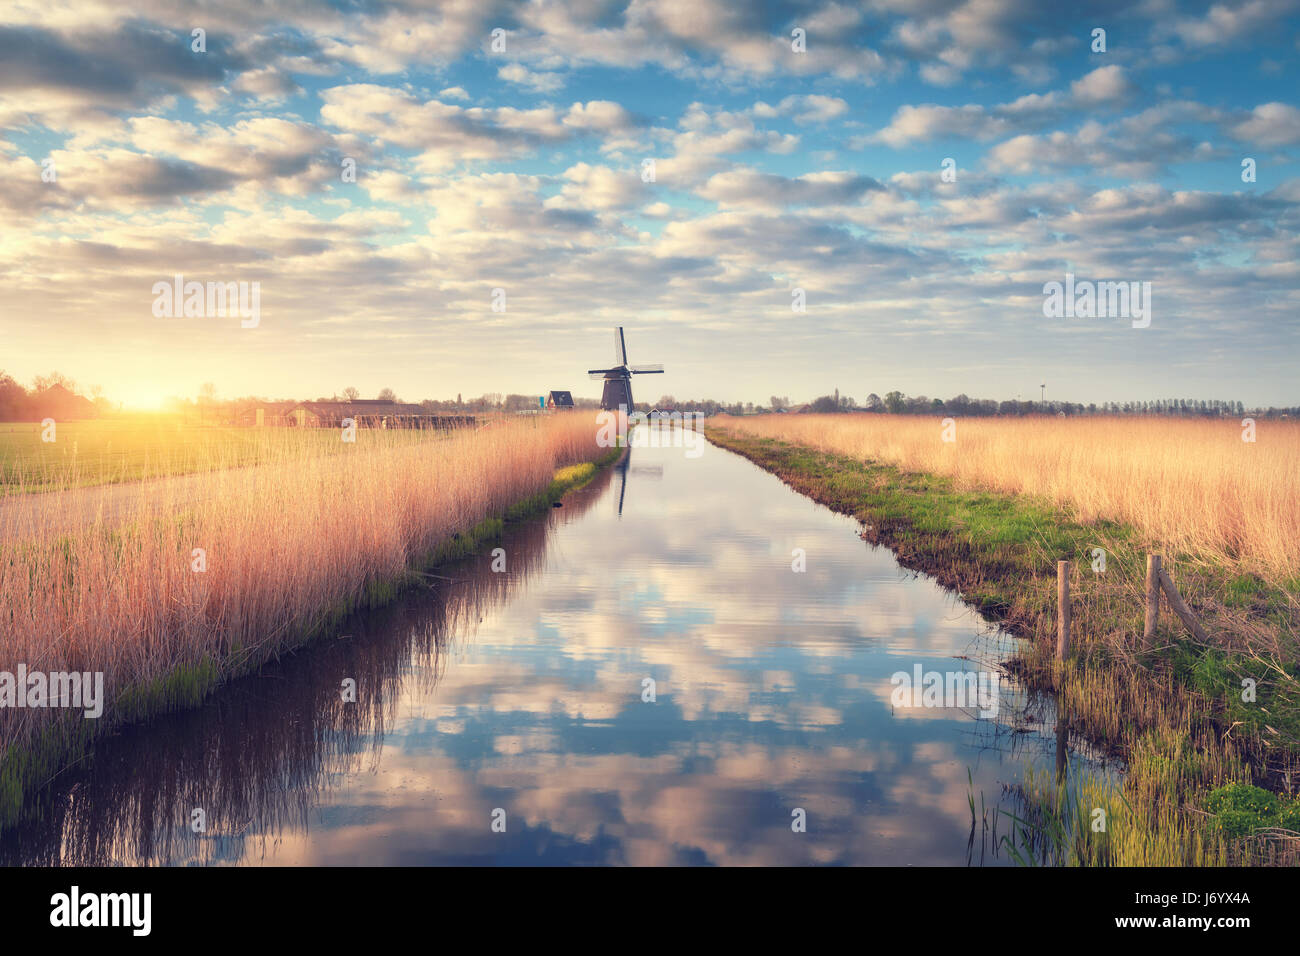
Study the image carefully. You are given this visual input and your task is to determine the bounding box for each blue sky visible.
[1,0,1298,408]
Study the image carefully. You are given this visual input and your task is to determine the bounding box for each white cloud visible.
[1229,102,1300,146]
[497,63,565,93]
[1070,65,1133,106]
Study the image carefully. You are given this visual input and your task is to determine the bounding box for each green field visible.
[0,417,444,493]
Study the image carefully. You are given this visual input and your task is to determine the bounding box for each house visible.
[235,400,297,427]
[288,399,474,429]
[548,390,574,409]
[788,403,813,414]
[30,383,99,421]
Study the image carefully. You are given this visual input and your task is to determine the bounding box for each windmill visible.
[588,327,664,411]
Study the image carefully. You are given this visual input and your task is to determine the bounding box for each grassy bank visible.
[0,417,617,828]
[706,423,1300,866]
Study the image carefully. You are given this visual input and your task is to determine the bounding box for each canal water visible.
[2,434,1091,866]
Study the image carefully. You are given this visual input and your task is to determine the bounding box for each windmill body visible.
[587,327,664,411]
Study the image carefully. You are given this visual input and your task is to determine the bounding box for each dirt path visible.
[0,469,270,537]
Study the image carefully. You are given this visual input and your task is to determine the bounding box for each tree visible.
[865,393,882,412]
[32,371,75,393]
[769,395,790,411]
[197,382,217,424]
[884,390,905,414]
[90,384,113,414]
[342,386,360,401]
[377,388,397,402]
[0,370,27,421]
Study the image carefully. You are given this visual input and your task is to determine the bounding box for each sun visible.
[116,387,169,412]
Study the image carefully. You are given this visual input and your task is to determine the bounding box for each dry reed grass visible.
[716,414,1300,586]
[0,414,604,814]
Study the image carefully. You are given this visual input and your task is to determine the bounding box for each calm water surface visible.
[2,435,1097,866]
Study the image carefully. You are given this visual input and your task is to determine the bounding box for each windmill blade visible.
[628,364,663,374]
[588,367,616,375]
[615,327,628,367]
[589,371,611,380]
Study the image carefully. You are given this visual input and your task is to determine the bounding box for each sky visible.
[1,0,1298,410]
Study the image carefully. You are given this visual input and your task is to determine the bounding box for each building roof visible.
[548,390,574,406]
[237,399,298,411]
[33,383,100,420]
[293,400,428,417]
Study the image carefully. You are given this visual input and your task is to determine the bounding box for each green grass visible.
[1204,782,1300,837]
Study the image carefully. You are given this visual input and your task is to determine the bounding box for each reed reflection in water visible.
[2,439,1110,866]
[0,461,597,866]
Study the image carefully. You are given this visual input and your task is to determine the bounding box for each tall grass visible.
[714,414,1300,587]
[0,414,605,822]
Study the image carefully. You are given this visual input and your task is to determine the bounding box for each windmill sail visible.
[590,327,664,411]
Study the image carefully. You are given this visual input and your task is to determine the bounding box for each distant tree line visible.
[645,391,1297,419]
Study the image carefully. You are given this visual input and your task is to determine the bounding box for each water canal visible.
[1,434,1100,865]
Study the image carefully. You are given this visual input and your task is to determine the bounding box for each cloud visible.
[1229,102,1300,146]
[552,162,649,211]
[1069,64,1133,106]
[231,68,301,100]
[319,86,640,172]
[497,63,564,93]
[0,23,240,128]
[752,94,850,125]
[1159,0,1298,48]
[47,148,239,205]
[697,168,883,209]
[874,103,1014,147]
[874,65,1134,148]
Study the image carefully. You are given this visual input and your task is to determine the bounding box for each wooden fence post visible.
[1057,560,1071,660]
[1158,567,1212,644]
[1144,554,1161,647]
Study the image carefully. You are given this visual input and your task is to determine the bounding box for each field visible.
[707,414,1300,865]
[0,418,451,493]
[713,414,1300,588]
[0,412,609,824]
